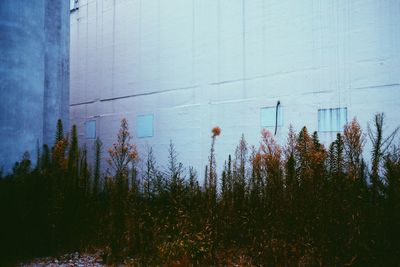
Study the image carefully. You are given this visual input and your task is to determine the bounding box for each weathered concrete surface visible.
[0,0,69,172]
[70,0,400,179]
[44,0,70,144]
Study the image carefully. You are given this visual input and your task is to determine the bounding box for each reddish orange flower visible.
[212,126,221,137]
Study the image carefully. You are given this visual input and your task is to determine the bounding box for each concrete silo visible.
[0,0,70,172]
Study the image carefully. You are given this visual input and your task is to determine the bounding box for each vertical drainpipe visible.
[274,100,281,136]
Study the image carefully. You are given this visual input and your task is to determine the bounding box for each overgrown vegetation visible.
[1,114,400,266]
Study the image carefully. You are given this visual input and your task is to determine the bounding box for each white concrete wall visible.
[70,0,400,178]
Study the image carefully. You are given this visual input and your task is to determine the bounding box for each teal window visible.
[261,106,283,127]
[136,114,154,138]
[318,108,347,132]
[85,120,96,139]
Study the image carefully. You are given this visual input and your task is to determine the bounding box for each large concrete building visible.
[0,0,70,172]
[70,0,400,176]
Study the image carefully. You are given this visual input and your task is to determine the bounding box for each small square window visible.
[261,106,283,128]
[318,107,347,132]
[136,114,153,138]
[85,120,96,139]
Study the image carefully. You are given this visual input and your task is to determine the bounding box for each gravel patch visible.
[19,251,106,267]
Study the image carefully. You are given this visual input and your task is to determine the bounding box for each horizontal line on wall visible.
[210,78,243,86]
[70,100,96,106]
[209,67,331,86]
[99,86,198,102]
[69,85,198,107]
[302,90,332,95]
[350,83,400,91]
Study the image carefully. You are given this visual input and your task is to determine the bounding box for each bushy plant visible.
[1,114,400,266]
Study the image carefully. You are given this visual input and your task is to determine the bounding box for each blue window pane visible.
[85,120,96,139]
[318,108,347,132]
[261,106,283,127]
[136,114,153,138]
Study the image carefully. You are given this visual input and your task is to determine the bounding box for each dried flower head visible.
[212,126,221,137]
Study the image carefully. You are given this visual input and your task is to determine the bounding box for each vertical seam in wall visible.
[347,1,353,105]
[77,2,82,119]
[85,0,89,114]
[346,0,350,109]
[242,0,246,99]
[311,0,315,97]
[336,1,340,107]
[59,1,63,123]
[192,0,195,103]
[42,1,46,146]
[112,0,116,112]
[95,0,98,88]
[139,0,142,94]
[157,0,160,95]
[394,1,396,70]
[262,0,266,77]
[95,0,99,135]
[95,0,98,52]
[217,0,220,84]
[59,1,62,126]
[66,0,70,128]
[101,0,104,105]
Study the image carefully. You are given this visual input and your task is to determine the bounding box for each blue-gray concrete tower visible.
[0,0,70,172]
